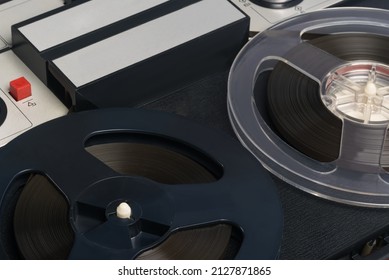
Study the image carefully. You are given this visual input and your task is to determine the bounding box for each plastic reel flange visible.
[0,109,282,259]
[228,8,389,208]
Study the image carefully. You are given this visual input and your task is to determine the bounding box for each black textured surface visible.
[144,71,234,135]
[277,180,389,259]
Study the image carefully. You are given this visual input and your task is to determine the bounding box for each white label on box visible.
[19,0,170,52]
[52,0,245,88]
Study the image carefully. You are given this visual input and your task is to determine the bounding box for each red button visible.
[10,77,31,101]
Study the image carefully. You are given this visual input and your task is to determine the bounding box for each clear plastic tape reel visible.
[228,8,389,207]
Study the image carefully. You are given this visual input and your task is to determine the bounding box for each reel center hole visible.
[324,62,389,124]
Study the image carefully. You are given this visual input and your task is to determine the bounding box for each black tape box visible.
[12,0,249,110]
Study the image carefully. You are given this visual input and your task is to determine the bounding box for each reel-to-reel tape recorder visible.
[2,0,389,260]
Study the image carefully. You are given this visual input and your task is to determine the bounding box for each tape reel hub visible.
[74,177,173,249]
[324,62,389,124]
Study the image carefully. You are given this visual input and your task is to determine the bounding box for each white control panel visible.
[230,0,345,34]
[0,0,64,46]
[0,50,68,147]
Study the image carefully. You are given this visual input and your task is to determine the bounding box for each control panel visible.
[0,50,67,147]
[230,0,346,34]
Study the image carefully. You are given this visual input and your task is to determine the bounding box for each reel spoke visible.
[47,149,119,201]
[166,182,235,229]
[282,42,347,82]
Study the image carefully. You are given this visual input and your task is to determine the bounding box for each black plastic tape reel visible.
[228,8,389,207]
[0,109,282,259]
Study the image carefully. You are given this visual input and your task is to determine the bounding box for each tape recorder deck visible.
[1,0,389,260]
